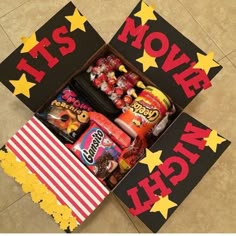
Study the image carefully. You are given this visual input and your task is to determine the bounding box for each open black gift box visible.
[0,1,231,232]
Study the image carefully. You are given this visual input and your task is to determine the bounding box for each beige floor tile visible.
[7,194,63,233]
[179,0,236,55]
[0,0,28,17]
[0,83,33,147]
[0,209,18,233]
[0,26,15,63]
[0,0,74,47]
[72,0,139,43]
[114,196,152,233]
[0,168,25,212]
[74,193,138,233]
[0,0,224,61]
[227,50,236,67]
[153,0,224,60]
[157,146,236,233]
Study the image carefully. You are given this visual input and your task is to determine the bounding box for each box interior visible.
[36,44,183,191]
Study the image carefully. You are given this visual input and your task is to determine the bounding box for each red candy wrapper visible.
[96,57,107,67]
[117,76,133,91]
[107,54,127,73]
[106,136,147,188]
[123,95,133,105]
[114,98,125,109]
[89,112,131,149]
[124,72,146,89]
[101,81,113,95]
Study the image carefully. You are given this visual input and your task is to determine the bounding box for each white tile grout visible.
[0,24,16,49]
[0,193,28,214]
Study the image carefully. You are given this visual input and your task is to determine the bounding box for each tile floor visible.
[0,0,235,233]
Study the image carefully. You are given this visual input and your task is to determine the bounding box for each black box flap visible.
[113,112,230,232]
[0,2,105,112]
[110,1,222,109]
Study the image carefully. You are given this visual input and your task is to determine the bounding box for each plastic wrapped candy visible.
[107,54,127,73]
[106,136,146,188]
[38,86,93,143]
[66,122,121,180]
[124,72,146,89]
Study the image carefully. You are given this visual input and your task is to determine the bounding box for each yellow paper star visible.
[134,1,157,25]
[139,149,163,173]
[65,8,87,32]
[9,73,36,98]
[20,32,39,53]
[136,50,158,72]
[150,195,177,219]
[204,130,226,153]
[193,51,220,74]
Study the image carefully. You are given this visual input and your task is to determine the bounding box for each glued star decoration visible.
[150,195,177,219]
[134,1,157,25]
[20,32,39,53]
[136,50,158,72]
[204,130,226,153]
[9,73,36,98]
[65,8,87,32]
[193,51,220,74]
[139,149,163,173]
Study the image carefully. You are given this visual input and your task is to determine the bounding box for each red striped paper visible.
[6,116,110,224]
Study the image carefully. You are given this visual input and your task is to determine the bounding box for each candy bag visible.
[38,86,93,143]
[66,122,121,180]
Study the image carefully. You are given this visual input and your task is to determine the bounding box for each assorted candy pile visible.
[37,53,174,189]
[87,54,145,110]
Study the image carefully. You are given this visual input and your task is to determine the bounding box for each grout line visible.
[176,0,226,59]
[0,193,28,214]
[225,49,236,68]
[0,0,32,49]
[217,54,227,62]
[0,24,16,49]
[218,54,227,61]
[112,193,141,233]
[218,49,236,68]
[226,56,236,68]
[0,0,31,19]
